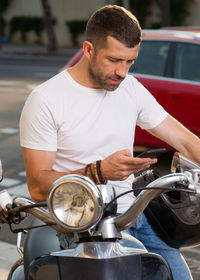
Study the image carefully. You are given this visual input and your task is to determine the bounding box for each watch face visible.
[52,182,96,228]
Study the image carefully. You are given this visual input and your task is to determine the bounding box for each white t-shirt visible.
[20,70,168,212]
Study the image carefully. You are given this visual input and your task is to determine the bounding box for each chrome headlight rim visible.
[47,174,104,233]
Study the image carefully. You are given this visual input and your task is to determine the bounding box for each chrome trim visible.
[113,173,190,232]
[47,174,104,232]
[100,184,116,206]
[51,241,147,259]
[16,232,24,258]
[13,197,70,234]
[96,216,122,239]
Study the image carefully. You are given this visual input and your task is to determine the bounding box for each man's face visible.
[88,36,140,91]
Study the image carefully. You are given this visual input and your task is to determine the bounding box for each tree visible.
[170,0,195,26]
[130,0,152,27]
[156,0,195,26]
[40,0,57,52]
[158,0,171,27]
[0,0,12,45]
[130,0,195,28]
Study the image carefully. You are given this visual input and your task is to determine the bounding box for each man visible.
[20,5,200,279]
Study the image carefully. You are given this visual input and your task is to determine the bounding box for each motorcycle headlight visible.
[47,175,104,232]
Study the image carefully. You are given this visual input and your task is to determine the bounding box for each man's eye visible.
[109,58,118,62]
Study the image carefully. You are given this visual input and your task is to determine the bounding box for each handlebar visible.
[113,173,190,231]
[0,170,199,240]
[13,197,71,234]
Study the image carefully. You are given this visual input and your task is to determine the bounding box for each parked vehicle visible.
[1,152,200,279]
[62,29,200,149]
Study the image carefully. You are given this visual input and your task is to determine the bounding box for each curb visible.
[0,241,20,280]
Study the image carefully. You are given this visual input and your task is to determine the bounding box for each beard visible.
[88,60,124,91]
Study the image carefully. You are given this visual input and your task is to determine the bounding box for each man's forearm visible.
[27,168,86,202]
[27,150,156,202]
[178,132,200,166]
[148,115,200,166]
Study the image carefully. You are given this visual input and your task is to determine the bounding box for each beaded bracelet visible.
[93,161,101,184]
[84,161,107,185]
[89,163,97,183]
[85,163,96,183]
[96,160,107,184]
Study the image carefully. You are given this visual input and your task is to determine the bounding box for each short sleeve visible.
[19,91,57,151]
[134,80,168,129]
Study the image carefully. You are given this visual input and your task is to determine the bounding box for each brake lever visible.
[184,170,200,195]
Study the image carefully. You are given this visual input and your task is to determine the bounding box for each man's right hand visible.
[101,149,157,181]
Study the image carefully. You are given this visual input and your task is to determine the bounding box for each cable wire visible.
[103,186,195,213]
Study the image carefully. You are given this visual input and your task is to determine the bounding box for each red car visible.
[62,29,200,150]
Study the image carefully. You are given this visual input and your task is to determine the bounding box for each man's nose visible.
[115,63,128,78]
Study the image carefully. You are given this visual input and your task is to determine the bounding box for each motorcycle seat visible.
[23,218,60,271]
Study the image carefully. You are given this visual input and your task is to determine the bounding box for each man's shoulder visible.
[126,73,137,81]
[30,71,70,102]
[24,72,68,111]
[35,71,66,93]
[123,74,141,87]
[120,74,144,93]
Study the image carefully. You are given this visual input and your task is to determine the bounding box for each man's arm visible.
[22,147,157,202]
[22,148,85,202]
[147,115,200,164]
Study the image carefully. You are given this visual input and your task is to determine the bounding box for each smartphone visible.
[136,148,167,158]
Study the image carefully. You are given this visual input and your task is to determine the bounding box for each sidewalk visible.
[0,241,20,280]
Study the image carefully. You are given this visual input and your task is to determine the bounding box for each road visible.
[0,54,199,279]
[0,56,66,79]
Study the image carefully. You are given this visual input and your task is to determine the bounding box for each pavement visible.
[0,175,29,279]
[0,241,20,280]
[0,42,78,59]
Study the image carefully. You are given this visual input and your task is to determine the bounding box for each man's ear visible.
[83,41,94,60]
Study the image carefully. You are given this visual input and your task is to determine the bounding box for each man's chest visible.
[56,94,137,157]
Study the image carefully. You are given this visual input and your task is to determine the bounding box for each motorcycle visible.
[0,152,200,280]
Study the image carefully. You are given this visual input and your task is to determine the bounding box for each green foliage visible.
[130,0,195,28]
[0,0,13,38]
[9,16,56,43]
[170,0,195,26]
[155,0,195,26]
[130,0,152,27]
[0,0,12,12]
[115,0,123,5]
[66,19,87,46]
[0,17,5,35]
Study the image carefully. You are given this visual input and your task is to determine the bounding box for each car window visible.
[129,41,170,76]
[174,43,200,82]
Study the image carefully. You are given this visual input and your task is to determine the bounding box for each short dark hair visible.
[86,5,141,48]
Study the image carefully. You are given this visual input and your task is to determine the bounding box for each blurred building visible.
[2,0,200,47]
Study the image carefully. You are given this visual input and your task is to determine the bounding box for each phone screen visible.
[136,148,167,158]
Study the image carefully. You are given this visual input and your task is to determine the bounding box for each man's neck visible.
[67,57,100,89]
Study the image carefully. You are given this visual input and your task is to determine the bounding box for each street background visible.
[0,43,199,279]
